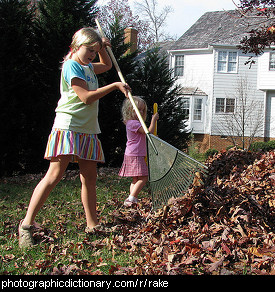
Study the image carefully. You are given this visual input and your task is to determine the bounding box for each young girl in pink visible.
[119,96,159,207]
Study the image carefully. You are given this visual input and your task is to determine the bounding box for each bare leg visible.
[78,159,99,229]
[130,177,138,195]
[22,156,71,226]
[130,176,148,198]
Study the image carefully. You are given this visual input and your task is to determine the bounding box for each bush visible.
[249,141,275,152]
[267,140,275,150]
[205,148,218,158]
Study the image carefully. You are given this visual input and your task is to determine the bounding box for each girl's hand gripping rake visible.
[95,19,208,209]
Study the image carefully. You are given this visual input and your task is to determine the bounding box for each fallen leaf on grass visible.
[3,254,15,262]
[51,264,79,275]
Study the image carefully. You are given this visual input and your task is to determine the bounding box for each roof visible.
[136,41,176,61]
[180,87,207,96]
[170,10,270,50]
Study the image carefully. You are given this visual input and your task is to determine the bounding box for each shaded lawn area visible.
[0,168,145,275]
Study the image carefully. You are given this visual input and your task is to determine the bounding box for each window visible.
[174,55,184,76]
[216,98,225,113]
[194,98,203,120]
[217,51,238,73]
[218,51,227,72]
[228,52,237,72]
[182,97,190,119]
[225,98,235,113]
[269,52,275,70]
[216,98,235,113]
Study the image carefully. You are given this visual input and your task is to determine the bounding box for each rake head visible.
[146,134,208,210]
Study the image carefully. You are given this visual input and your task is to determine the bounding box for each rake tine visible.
[149,146,208,209]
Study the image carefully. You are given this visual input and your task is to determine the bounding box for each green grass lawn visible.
[0,168,147,275]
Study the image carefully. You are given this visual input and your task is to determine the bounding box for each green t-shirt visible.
[53,59,100,134]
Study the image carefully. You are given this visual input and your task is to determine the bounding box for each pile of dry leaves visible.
[107,149,275,275]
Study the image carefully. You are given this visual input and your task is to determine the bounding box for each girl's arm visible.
[93,38,112,75]
[71,78,130,105]
[138,113,159,134]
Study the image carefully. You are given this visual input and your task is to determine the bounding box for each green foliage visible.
[205,148,218,159]
[0,0,40,176]
[267,140,275,150]
[249,140,275,152]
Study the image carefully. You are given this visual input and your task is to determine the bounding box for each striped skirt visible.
[44,129,105,163]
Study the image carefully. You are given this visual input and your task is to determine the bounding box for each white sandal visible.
[18,220,35,248]
[85,224,112,235]
[123,198,138,207]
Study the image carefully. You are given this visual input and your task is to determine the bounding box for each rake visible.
[96,19,208,209]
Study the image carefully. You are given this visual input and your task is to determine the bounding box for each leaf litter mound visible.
[108,149,275,275]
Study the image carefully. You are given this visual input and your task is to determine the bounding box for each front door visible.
[266,91,275,138]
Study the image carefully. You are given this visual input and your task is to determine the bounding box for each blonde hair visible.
[64,27,102,61]
[121,96,147,123]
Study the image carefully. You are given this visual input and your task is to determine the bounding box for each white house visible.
[166,10,275,151]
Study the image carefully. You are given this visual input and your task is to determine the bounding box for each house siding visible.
[171,50,214,134]
[258,52,275,90]
[211,49,265,138]
[175,51,214,94]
